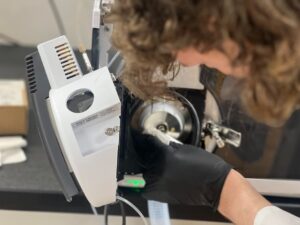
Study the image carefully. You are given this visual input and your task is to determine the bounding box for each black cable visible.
[103,201,126,225]
[104,205,109,225]
[119,200,126,225]
[48,0,67,35]
[91,28,100,70]
[0,33,21,46]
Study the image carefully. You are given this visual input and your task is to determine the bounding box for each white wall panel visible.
[0,0,93,48]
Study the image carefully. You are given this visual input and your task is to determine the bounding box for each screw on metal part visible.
[157,124,168,133]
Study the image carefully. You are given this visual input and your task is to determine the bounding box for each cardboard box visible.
[0,80,29,135]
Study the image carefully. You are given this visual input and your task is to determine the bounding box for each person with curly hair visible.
[109,1,300,224]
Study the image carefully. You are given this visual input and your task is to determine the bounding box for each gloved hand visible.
[132,131,232,210]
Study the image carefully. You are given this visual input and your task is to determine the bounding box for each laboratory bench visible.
[0,45,300,222]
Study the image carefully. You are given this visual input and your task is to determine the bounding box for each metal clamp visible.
[203,120,242,148]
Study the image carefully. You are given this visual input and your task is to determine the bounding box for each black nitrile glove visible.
[132,132,232,210]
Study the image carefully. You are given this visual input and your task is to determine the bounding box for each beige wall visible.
[0,0,93,48]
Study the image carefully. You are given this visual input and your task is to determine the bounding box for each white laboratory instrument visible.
[26,36,120,207]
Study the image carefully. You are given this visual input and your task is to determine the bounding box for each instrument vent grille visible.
[55,43,80,79]
[25,56,37,93]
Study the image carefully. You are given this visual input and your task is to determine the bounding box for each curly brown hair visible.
[108,0,300,126]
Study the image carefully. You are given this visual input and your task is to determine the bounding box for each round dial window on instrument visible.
[67,89,94,113]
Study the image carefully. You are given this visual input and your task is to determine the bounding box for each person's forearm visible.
[218,170,271,225]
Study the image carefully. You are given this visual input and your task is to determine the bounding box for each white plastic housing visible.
[48,67,120,207]
[37,36,82,89]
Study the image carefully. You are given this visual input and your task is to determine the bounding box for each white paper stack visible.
[148,200,171,225]
[0,136,27,167]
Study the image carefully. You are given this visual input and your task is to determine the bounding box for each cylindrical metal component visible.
[131,98,193,143]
